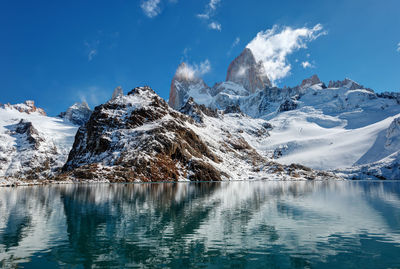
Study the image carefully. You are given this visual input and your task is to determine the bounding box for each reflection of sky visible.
[0,181,399,267]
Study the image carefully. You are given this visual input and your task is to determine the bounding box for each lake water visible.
[0,181,399,268]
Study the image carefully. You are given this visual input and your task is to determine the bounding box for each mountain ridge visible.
[1,47,400,185]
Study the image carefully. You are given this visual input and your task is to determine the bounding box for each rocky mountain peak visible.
[168,63,210,110]
[328,78,363,90]
[59,102,92,126]
[300,74,322,88]
[226,48,272,93]
[127,85,157,97]
[111,86,123,100]
[1,100,46,116]
[62,85,223,182]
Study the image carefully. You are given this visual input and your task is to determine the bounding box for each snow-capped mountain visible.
[168,63,211,110]
[0,102,78,184]
[1,47,399,184]
[61,86,334,182]
[167,48,400,180]
[59,101,92,126]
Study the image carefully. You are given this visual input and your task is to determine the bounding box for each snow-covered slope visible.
[180,78,400,179]
[60,86,337,182]
[0,103,78,184]
[166,47,400,179]
[1,47,399,183]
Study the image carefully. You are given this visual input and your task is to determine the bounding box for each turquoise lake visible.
[0,181,399,268]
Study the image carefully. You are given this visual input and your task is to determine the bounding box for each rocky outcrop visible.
[12,120,44,150]
[224,104,242,114]
[168,63,210,110]
[278,99,298,112]
[385,117,400,148]
[300,74,325,89]
[377,92,400,104]
[179,97,219,123]
[111,86,124,100]
[226,48,271,93]
[62,86,222,182]
[59,102,92,126]
[328,78,363,90]
[1,100,46,115]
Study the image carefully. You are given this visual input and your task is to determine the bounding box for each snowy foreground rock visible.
[1,48,400,185]
[60,86,335,182]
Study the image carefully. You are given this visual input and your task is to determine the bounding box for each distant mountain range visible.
[1,48,399,185]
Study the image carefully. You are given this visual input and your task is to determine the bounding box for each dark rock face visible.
[300,74,326,88]
[226,48,272,93]
[59,102,92,126]
[377,92,400,104]
[62,86,222,182]
[179,97,218,123]
[224,105,242,114]
[278,99,298,112]
[4,120,59,180]
[328,78,363,90]
[13,120,43,150]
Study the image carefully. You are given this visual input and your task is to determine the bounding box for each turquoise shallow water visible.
[0,181,399,268]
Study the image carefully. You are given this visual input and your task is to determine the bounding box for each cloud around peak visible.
[175,60,211,80]
[246,24,326,85]
[301,61,312,69]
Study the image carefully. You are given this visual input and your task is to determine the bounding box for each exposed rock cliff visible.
[1,100,46,116]
[168,63,211,110]
[62,86,222,182]
[226,48,272,93]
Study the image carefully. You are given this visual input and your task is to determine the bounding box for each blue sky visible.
[1,0,399,115]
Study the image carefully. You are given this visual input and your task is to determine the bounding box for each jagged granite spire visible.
[226,48,272,93]
[168,62,210,110]
[59,102,92,126]
[328,78,363,90]
[300,74,322,88]
[112,86,123,100]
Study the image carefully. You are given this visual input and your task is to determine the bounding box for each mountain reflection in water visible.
[0,181,400,268]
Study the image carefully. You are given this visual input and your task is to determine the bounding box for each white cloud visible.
[246,24,327,84]
[209,0,221,10]
[227,37,240,55]
[197,0,222,31]
[176,60,211,80]
[232,37,240,48]
[208,22,221,31]
[141,0,161,18]
[397,42,400,52]
[301,61,312,69]
[84,40,100,61]
[88,50,97,61]
[77,86,110,107]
